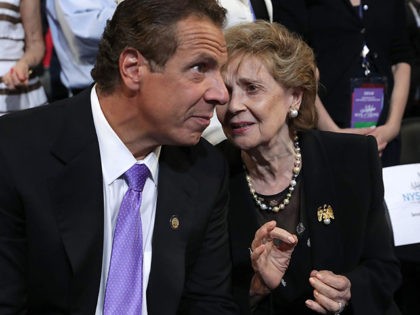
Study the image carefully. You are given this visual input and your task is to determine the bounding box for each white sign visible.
[383,163,420,246]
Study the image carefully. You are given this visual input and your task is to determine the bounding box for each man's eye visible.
[192,63,207,73]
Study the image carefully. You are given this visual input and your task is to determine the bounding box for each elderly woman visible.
[216,21,401,315]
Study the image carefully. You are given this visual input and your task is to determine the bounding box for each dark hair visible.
[91,0,226,94]
[224,20,318,134]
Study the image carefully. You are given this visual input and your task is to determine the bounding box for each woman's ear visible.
[119,48,148,90]
[291,88,304,111]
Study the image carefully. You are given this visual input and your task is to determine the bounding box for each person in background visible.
[0,0,47,115]
[0,0,239,313]
[393,3,420,310]
[405,0,420,117]
[273,0,412,167]
[39,0,68,102]
[217,20,401,315]
[219,0,273,28]
[46,0,117,97]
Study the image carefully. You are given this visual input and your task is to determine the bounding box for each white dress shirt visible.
[218,0,254,28]
[46,1,117,90]
[90,86,160,315]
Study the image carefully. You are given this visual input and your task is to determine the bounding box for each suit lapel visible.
[48,91,103,280]
[301,131,344,272]
[147,146,198,314]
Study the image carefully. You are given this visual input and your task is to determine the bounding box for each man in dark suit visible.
[0,0,239,314]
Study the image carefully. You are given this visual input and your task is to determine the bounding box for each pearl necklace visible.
[244,136,302,213]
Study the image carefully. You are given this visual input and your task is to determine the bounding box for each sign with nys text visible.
[383,164,420,246]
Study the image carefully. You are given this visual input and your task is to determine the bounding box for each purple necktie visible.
[104,163,150,314]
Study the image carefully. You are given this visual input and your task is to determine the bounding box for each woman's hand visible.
[250,220,298,290]
[305,270,351,314]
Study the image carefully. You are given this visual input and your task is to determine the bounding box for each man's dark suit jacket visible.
[0,89,238,314]
[218,130,401,315]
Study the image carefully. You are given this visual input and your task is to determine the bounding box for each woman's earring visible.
[289,108,298,118]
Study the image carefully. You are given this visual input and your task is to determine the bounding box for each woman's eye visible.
[246,84,258,94]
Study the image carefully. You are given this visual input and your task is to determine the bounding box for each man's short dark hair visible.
[91,0,227,93]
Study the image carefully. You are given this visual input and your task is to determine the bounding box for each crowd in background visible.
[3,0,420,119]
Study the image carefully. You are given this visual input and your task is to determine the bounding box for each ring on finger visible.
[334,301,345,315]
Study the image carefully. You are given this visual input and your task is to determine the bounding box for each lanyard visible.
[357,2,364,19]
[357,1,371,76]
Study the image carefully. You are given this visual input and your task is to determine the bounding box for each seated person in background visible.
[217,20,401,315]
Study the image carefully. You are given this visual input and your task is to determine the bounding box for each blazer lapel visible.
[301,131,344,272]
[228,151,260,267]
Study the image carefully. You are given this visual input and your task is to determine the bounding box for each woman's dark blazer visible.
[272,0,412,128]
[218,130,401,315]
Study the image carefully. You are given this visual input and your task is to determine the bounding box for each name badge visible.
[350,76,387,128]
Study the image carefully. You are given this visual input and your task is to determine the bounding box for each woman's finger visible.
[251,220,276,249]
[304,299,327,314]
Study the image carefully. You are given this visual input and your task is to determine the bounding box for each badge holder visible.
[350,76,387,128]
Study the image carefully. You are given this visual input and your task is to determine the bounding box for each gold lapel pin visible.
[169,215,180,230]
[317,204,334,225]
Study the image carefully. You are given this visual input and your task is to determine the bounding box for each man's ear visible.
[119,48,148,90]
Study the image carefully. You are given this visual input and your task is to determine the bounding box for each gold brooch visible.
[317,204,334,225]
